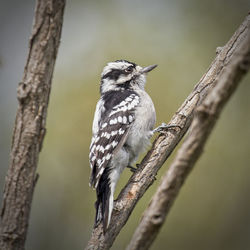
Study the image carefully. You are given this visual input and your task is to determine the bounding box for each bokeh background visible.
[1,0,250,249]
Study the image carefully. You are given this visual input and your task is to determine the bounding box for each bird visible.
[89,59,165,232]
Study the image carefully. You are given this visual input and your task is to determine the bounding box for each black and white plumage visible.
[89,60,157,231]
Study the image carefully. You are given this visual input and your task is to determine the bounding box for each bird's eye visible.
[125,66,133,73]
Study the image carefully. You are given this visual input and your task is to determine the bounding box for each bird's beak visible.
[141,64,158,74]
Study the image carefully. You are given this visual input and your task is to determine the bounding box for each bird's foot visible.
[127,164,140,173]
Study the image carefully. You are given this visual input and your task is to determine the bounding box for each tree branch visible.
[86,14,250,250]
[127,16,250,250]
[0,1,65,249]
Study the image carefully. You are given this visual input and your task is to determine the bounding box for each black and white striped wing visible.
[89,93,140,189]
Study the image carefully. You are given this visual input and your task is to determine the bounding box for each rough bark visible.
[86,14,250,250]
[127,17,250,250]
[0,1,65,249]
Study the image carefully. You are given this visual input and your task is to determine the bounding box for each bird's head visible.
[100,60,157,94]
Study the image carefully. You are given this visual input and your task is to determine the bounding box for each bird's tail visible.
[95,170,114,232]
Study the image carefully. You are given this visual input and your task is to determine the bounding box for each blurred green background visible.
[1,0,250,249]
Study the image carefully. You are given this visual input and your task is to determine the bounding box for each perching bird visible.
[89,60,164,232]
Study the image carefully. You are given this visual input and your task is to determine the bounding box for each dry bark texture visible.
[0,1,65,249]
[86,14,250,250]
[127,16,250,250]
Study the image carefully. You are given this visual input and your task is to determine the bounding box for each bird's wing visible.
[89,92,140,188]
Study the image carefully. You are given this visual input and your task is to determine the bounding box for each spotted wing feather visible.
[89,92,140,188]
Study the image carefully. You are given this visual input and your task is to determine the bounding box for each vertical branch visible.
[0,1,65,249]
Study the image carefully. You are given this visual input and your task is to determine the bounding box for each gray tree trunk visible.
[0,1,65,249]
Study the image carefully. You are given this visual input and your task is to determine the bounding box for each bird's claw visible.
[127,164,140,173]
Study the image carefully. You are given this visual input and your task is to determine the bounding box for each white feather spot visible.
[97,159,101,165]
[131,100,137,107]
[99,146,105,153]
[119,128,125,135]
[112,141,118,148]
[102,123,107,128]
[96,145,100,151]
[123,116,127,124]
[119,101,126,107]
[121,106,127,112]
[91,144,96,153]
[101,157,106,165]
[106,153,111,160]
[105,132,111,139]
[96,167,105,178]
[105,144,111,150]
[111,130,118,136]
[129,115,133,122]
[99,167,105,175]
[127,103,132,110]
[118,116,122,123]
[110,118,117,125]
